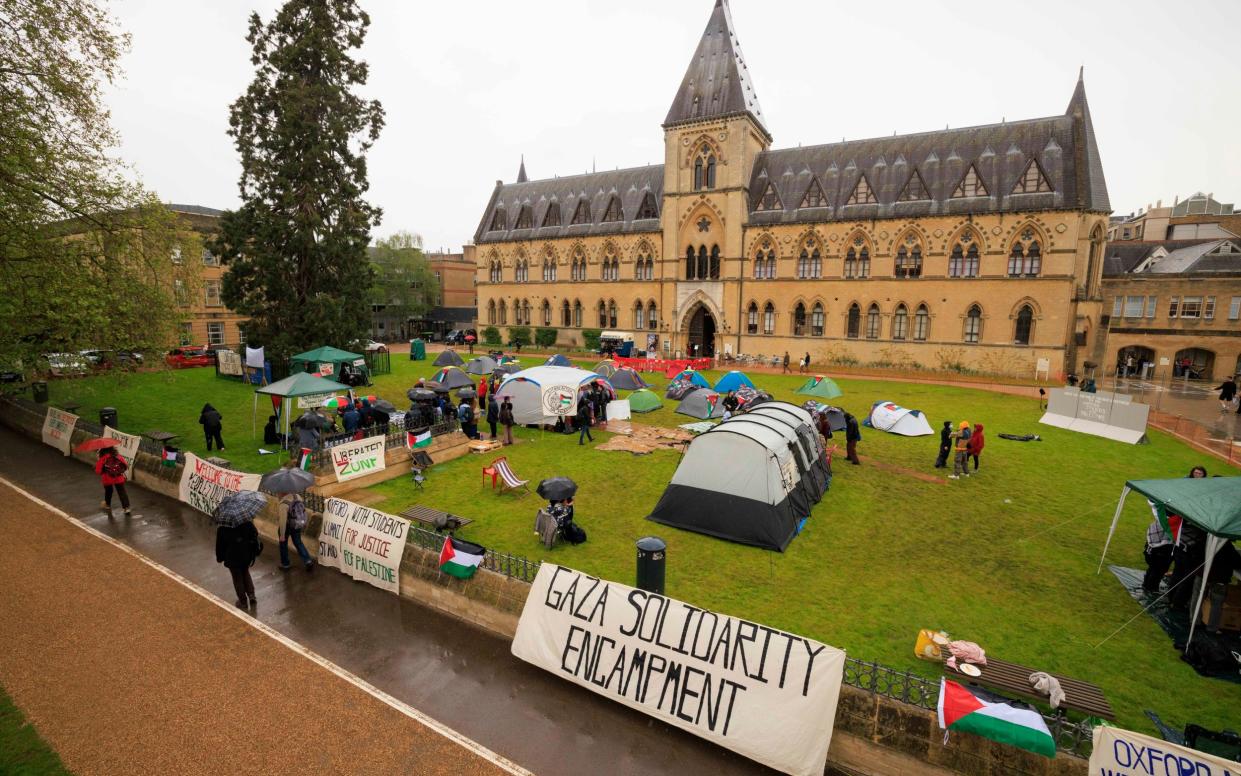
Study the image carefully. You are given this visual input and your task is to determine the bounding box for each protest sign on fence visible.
[511,564,846,776]
[101,426,141,468]
[320,498,409,593]
[296,393,333,409]
[217,350,244,376]
[42,408,77,456]
[178,452,262,515]
[1091,725,1240,775]
[331,435,386,483]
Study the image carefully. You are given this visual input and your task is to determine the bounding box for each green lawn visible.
[0,686,72,776]
[39,353,1241,733]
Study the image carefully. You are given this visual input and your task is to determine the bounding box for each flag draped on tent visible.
[438,536,485,579]
[937,679,1055,758]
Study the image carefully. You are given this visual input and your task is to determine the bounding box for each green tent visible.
[1100,476,1241,649]
[629,388,663,413]
[290,346,369,385]
[252,372,351,447]
[795,375,843,400]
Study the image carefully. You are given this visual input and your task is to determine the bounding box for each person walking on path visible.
[967,423,985,471]
[95,448,131,517]
[577,396,594,445]
[1216,375,1237,412]
[199,403,224,451]
[949,421,972,479]
[215,519,260,609]
[485,393,500,439]
[843,412,861,465]
[499,395,515,446]
[277,493,314,572]
[782,352,790,374]
[800,352,810,374]
[934,420,952,469]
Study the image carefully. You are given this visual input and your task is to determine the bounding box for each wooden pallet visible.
[468,438,503,454]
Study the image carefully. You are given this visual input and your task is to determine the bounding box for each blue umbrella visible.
[212,490,268,527]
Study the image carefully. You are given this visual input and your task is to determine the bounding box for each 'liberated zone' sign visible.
[319,497,409,593]
[331,435,386,483]
[511,564,845,776]
[42,408,77,456]
[178,452,262,515]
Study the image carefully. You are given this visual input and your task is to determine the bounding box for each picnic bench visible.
[944,658,1114,719]
[397,504,472,531]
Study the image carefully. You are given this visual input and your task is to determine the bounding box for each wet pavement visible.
[1109,376,1241,444]
[0,426,776,776]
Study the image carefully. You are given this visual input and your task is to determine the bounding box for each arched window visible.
[754,242,775,280]
[489,261,501,283]
[498,300,508,325]
[633,301,644,329]
[522,299,531,325]
[811,303,825,336]
[608,300,617,328]
[635,249,653,281]
[793,303,807,336]
[763,303,776,335]
[542,300,551,326]
[543,258,557,282]
[798,249,809,279]
[892,304,908,340]
[747,302,759,334]
[949,231,981,277]
[1014,305,1034,345]
[913,304,930,341]
[865,304,881,339]
[697,245,709,280]
[844,236,870,278]
[709,245,720,279]
[561,300,571,327]
[514,259,528,283]
[685,246,696,280]
[647,302,657,331]
[797,237,822,279]
[487,300,496,325]
[847,303,861,339]
[963,305,982,343]
[895,234,923,278]
[1007,228,1043,277]
[693,144,716,191]
[572,300,582,327]
[811,248,821,278]
[597,301,606,327]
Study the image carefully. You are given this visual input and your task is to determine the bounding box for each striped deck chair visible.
[491,456,530,495]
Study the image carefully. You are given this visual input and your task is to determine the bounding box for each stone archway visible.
[685,304,717,358]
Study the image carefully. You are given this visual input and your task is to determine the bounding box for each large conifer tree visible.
[214,0,384,363]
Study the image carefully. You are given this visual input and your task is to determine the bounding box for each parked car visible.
[444,329,477,345]
[350,339,387,353]
[165,346,213,368]
[42,352,89,377]
[81,349,145,370]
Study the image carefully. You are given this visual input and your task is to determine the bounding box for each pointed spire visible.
[664,0,768,136]
[1065,69,1110,212]
[516,155,528,183]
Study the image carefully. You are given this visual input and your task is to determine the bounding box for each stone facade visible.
[167,205,250,349]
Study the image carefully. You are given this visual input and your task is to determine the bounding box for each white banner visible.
[177,452,262,515]
[541,383,577,417]
[1090,725,1240,776]
[42,408,77,456]
[245,346,265,369]
[296,392,334,409]
[217,350,244,376]
[101,426,141,468]
[330,435,386,483]
[320,498,409,593]
[511,565,845,776]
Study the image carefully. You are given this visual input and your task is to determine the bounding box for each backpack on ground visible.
[102,454,127,479]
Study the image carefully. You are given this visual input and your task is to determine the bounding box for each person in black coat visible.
[934,420,952,468]
[1217,376,1237,412]
[263,414,285,446]
[215,521,260,608]
[199,403,224,451]
[486,394,500,439]
[843,412,862,465]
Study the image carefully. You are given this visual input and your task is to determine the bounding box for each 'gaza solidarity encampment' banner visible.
[331,435,386,483]
[319,497,409,593]
[178,452,262,515]
[1090,725,1240,775]
[101,426,141,468]
[511,564,846,776]
[42,408,77,456]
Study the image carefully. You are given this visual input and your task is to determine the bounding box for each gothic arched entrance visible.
[686,304,717,358]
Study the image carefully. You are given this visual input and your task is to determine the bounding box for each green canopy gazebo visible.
[1099,476,1241,649]
[795,375,843,400]
[252,372,351,448]
[290,346,369,385]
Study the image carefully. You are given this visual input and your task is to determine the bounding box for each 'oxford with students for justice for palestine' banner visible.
[510,564,846,776]
[42,407,77,456]
[331,435,386,483]
[318,498,409,594]
[178,452,262,515]
[1090,725,1240,776]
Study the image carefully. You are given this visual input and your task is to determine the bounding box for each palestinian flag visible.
[162,448,177,467]
[407,430,431,449]
[1147,500,1182,544]
[298,448,313,470]
[438,536,485,579]
[938,679,1055,758]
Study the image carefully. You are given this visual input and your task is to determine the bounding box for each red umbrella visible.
[74,437,118,453]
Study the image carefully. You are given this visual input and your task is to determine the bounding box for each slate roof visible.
[167,204,224,218]
[664,0,767,135]
[474,165,664,245]
[1102,239,1241,276]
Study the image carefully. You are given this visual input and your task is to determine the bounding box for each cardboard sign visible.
[331,435,386,483]
[511,564,846,776]
[1090,725,1240,776]
[318,362,335,377]
[217,350,244,376]
[101,426,141,468]
[41,408,77,456]
[320,498,409,593]
[178,452,262,515]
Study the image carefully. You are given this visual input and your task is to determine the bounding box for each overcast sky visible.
[105,0,1241,252]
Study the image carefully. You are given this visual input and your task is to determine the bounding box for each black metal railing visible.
[402,521,541,583]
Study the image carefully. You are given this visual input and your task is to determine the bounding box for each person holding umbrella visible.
[213,491,266,609]
[259,467,316,572]
[538,477,586,545]
[81,438,130,517]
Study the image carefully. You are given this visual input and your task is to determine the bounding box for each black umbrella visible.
[407,387,437,402]
[537,476,577,502]
[259,467,315,494]
[425,380,451,394]
[372,399,397,413]
[457,387,477,400]
[493,363,521,376]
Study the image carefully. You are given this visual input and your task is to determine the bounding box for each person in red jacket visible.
[967,422,985,472]
[479,375,488,405]
[94,448,131,517]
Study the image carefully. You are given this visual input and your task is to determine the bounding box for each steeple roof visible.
[664,0,768,136]
[516,156,528,183]
[1065,68,1110,212]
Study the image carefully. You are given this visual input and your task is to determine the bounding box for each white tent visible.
[496,366,614,426]
[866,400,934,436]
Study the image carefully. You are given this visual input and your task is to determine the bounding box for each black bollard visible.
[635,536,666,594]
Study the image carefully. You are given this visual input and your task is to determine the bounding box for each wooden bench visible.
[398,504,473,531]
[944,658,1114,719]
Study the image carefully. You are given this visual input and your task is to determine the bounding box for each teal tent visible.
[795,375,843,400]
[252,372,351,447]
[1099,476,1241,649]
[290,346,369,385]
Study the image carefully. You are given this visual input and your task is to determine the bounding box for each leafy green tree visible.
[370,231,439,327]
[508,326,531,347]
[535,328,558,347]
[482,326,501,346]
[213,0,384,365]
[0,0,189,370]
